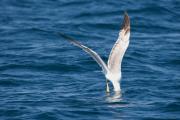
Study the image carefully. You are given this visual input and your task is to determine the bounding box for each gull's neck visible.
[112,80,121,92]
[106,72,121,92]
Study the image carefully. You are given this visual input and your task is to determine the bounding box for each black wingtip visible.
[58,32,72,41]
[58,32,83,47]
[121,11,130,30]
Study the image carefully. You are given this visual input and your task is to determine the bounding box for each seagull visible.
[59,12,130,93]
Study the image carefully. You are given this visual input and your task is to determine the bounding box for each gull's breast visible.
[105,72,121,82]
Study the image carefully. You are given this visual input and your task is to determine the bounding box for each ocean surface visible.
[0,0,180,120]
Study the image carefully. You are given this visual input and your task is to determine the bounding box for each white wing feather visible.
[59,33,108,75]
[108,12,130,74]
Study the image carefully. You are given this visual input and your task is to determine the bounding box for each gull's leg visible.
[106,79,110,93]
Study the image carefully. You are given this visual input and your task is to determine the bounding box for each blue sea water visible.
[0,0,180,120]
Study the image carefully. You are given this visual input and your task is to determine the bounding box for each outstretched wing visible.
[108,12,130,74]
[59,32,108,74]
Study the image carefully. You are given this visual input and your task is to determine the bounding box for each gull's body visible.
[59,12,130,93]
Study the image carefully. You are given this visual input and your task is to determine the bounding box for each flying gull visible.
[59,12,130,93]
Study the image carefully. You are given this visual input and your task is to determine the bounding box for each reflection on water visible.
[105,91,130,109]
[106,91,122,103]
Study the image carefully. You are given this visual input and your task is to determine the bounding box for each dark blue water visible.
[0,0,180,120]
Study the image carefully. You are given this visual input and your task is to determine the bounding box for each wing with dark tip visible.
[107,12,131,73]
[59,32,108,74]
